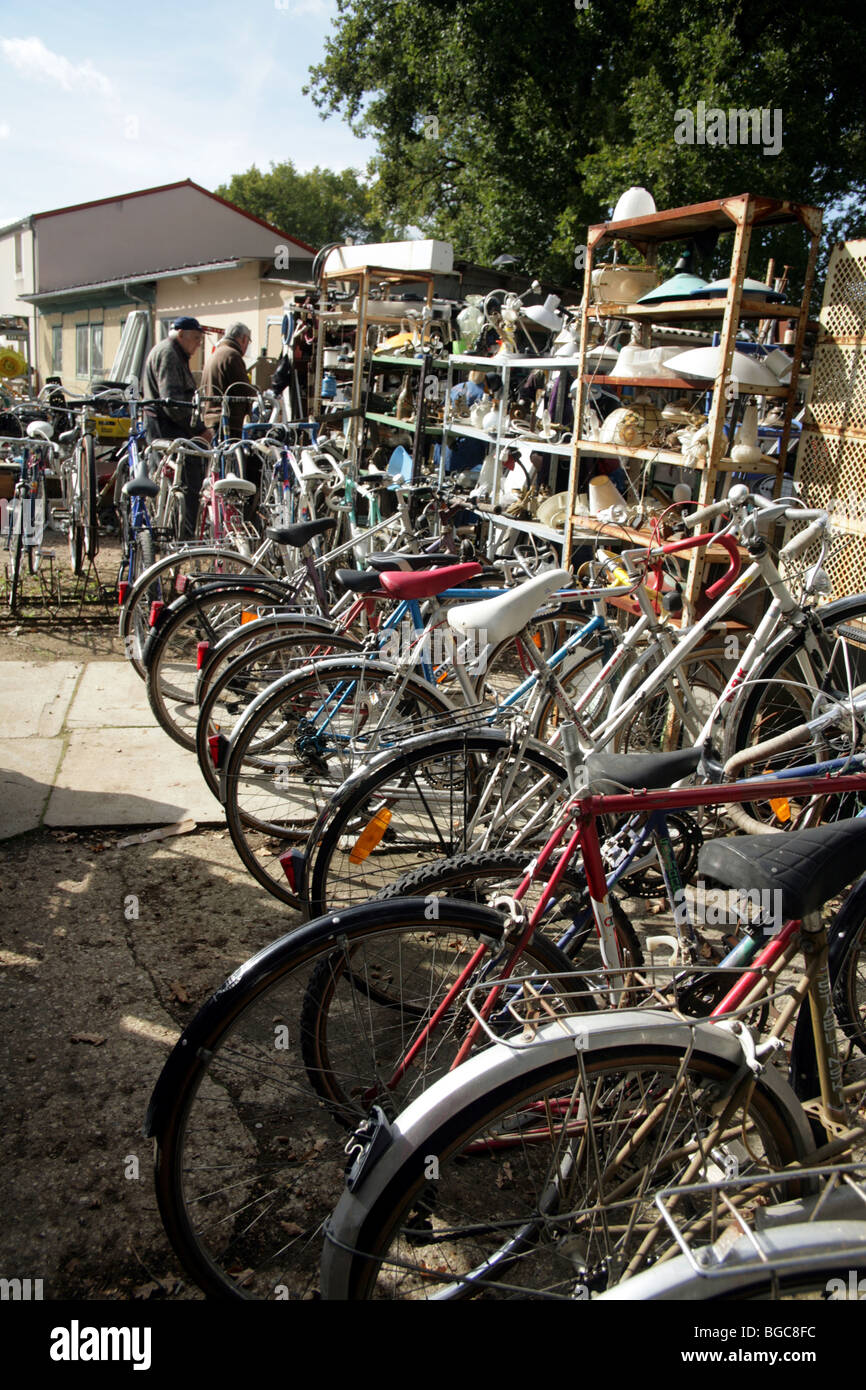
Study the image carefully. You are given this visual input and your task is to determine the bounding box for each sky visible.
[0,0,378,226]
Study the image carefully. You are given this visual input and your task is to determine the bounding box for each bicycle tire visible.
[195,630,362,799]
[726,595,866,827]
[120,547,272,679]
[147,898,580,1300]
[223,658,456,903]
[305,728,568,916]
[81,433,98,561]
[8,500,24,610]
[321,1023,812,1300]
[144,581,294,748]
[375,848,643,969]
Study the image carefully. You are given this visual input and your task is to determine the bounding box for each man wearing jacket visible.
[200,322,256,439]
[142,315,212,537]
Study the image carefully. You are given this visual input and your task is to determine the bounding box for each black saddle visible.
[365,553,456,573]
[122,475,159,499]
[699,818,866,921]
[585,747,704,792]
[335,569,382,594]
[265,519,337,548]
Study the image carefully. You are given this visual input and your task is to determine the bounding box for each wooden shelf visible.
[590,298,796,322]
[577,438,779,474]
[591,195,820,247]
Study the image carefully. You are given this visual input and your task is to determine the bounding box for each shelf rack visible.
[565,193,823,619]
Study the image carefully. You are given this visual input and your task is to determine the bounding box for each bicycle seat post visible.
[559,721,587,796]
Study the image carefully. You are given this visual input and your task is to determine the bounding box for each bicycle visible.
[146,709,866,1299]
[2,428,57,609]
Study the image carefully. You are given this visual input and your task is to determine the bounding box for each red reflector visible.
[174,573,188,594]
[279,849,301,892]
[196,641,211,670]
[118,581,130,606]
[208,732,225,769]
[148,600,165,627]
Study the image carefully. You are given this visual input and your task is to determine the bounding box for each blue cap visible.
[172,316,204,332]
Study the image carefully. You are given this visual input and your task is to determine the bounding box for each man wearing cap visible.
[142,317,212,537]
[200,322,256,439]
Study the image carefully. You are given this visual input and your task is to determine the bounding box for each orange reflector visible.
[769,797,791,822]
[349,808,391,864]
[532,632,542,649]
[240,610,257,624]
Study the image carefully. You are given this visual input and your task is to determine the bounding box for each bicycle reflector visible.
[208,732,228,769]
[278,848,305,894]
[240,611,257,625]
[174,573,188,594]
[118,581,130,606]
[196,641,210,669]
[349,808,392,864]
[148,600,166,628]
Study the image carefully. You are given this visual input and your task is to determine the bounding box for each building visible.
[0,179,316,389]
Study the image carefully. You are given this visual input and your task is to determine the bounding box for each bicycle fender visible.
[320,1010,814,1295]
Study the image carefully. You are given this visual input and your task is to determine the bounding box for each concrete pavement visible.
[0,660,224,838]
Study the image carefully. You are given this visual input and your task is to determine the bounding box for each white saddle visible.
[448,568,572,648]
[213,472,256,496]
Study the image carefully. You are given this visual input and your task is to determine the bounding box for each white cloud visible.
[285,0,336,15]
[0,36,114,100]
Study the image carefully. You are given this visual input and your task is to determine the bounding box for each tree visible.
[306,0,866,291]
[215,161,391,250]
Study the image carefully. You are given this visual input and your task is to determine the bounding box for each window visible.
[76,324,89,377]
[52,326,62,373]
[90,324,103,375]
[75,322,105,378]
[13,231,22,277]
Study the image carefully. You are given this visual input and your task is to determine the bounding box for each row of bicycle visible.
[121,478,866,1297]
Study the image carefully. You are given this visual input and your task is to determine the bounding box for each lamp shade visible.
[611,187,657,222]
[638,272,709,303]
[588,475,624,514]
[700,276,784,302]
[663,347,781,390]
[524,294,564,332]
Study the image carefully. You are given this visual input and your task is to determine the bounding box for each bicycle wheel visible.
[305,729,568,916]
[223,659,455,902]
[120,547,272,679]
[8,496,25,610]
[195,630,362,799]
[148,898,579,1299]
[144,581,293,748]
[475,611,603,710]
[321,1024,811,1300]
[376,848,643,969]
[727,596,866,827]
[67,446,86,577]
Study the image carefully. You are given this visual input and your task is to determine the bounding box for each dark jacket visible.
[142,336,197,439]
[200,336,256,437]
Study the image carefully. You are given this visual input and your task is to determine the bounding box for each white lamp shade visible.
[611,187,657,222]
[588,475,624,514]
[537,491,571,527]
[524,295,564,331]
[664,347,781,391]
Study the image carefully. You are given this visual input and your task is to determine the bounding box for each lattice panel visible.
[808,341,866,434]
[820,240,866,339]
[793,429,866,597]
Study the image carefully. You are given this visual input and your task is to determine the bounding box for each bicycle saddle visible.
[265,519,337,548]
[584,747,705,792]
[365,553,456,572]
[213,473,256,496]
[122,474,159,498]
[699,818,866,921]
[447,568,571,645]
[378,562,482,601]
[335,569,382,594]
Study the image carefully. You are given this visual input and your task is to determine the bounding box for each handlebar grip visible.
[682,498,730,529]
[780,515,828,559]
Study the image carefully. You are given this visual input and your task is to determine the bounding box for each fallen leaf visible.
[132,1282,160,1300]
[169,980,190,1004]
[70,1033,107,1046]
[280,1221,303,1237]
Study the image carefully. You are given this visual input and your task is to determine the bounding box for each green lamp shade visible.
[637,272,709,303]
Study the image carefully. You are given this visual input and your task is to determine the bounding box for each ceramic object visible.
[730,404,763,464]
[664,347,780,391]
[611,187,657,222]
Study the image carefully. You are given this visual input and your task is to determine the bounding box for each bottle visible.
[395,374,415,420]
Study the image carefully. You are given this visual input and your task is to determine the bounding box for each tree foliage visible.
[215,161,390,249]
[306,0,866,290]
